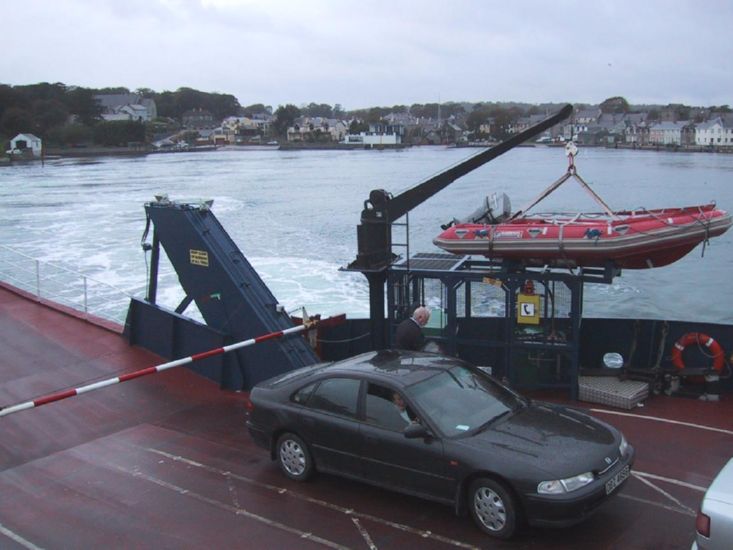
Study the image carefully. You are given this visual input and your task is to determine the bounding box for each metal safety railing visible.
[0,245,140,325]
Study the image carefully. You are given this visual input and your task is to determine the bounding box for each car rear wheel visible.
[468,477,517,539]
[276,433,313,481]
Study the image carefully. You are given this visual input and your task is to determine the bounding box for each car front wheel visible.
[468,477,517,539]
[276,433,314,481]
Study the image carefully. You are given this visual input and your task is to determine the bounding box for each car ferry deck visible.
[1,283,731,549]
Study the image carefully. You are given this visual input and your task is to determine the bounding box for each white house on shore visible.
[342,132,402,146]
[95,94,157,122]
[342,121,404,146]
[287,117,348,142]
[648,121,693,145]
[695,117,733,146]
[8,133,43,156]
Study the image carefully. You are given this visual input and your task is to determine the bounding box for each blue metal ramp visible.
[130,197,319,390]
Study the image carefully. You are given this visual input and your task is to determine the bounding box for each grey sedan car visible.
[246,350,634,539]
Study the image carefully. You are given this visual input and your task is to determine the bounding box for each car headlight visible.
[537,472,594,494]
[619,434,629,457]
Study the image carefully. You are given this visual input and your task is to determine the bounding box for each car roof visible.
[310,350,467,388]
[256,350,473,391]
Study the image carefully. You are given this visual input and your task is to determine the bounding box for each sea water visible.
[0,145,731,324]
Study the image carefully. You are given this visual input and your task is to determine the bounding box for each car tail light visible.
[245,397,255,413]
[695,510,710,537]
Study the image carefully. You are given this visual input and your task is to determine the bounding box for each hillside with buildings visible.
[2,83,732,159]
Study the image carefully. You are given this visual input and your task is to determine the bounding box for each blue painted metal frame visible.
[385,254,619,399]
[136,199,318,390]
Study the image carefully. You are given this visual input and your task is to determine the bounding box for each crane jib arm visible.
[348,104,573,272]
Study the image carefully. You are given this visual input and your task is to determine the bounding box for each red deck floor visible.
[1,285,731,549]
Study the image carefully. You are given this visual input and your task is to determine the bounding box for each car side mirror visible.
[403,422,430,439]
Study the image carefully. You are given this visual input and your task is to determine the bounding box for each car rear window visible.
[301,377,361,418]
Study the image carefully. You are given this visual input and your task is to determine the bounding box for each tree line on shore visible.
[0,83,247,149]
[2,82,731,151]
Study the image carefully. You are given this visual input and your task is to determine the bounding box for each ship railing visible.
[0,245,140,326]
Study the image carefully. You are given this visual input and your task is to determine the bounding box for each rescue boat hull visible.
[433,204,732,268]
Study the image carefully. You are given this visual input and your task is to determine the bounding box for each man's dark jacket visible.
[394,317,424,350]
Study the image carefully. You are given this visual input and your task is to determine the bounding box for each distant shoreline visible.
[41,145,218,159]
[44,146,151,158]
[3,141,732,163]
[278,142,409,151]
[608,142,733,154]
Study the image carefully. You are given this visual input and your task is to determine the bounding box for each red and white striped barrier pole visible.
[0,313,346,418]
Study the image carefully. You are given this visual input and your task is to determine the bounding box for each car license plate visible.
[605,465,630,495]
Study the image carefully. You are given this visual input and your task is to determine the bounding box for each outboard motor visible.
[442,192,512,229]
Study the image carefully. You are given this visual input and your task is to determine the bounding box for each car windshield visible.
[404,365,522,437]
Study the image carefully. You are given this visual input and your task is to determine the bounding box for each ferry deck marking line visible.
[631,473,696,515]
[116,465,349,550]
[143,447,708,543]
[632,471,706,493]
[589,408,733,436]
[351,517,378,550]
[145,447,479,550]
[226,474,241,509]
[143,446,707,544]
[0,522,44,550]
[617,494,696,517]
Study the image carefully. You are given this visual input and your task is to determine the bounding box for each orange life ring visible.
[671,333,725,372]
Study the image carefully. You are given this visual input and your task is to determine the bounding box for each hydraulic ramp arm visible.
[135,198,320,390]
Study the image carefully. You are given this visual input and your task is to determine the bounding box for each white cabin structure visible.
[8,133,43,156]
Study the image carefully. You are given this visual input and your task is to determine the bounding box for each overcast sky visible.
[3,0,732,110]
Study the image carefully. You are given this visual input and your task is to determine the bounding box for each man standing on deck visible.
[394,306,430,351]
